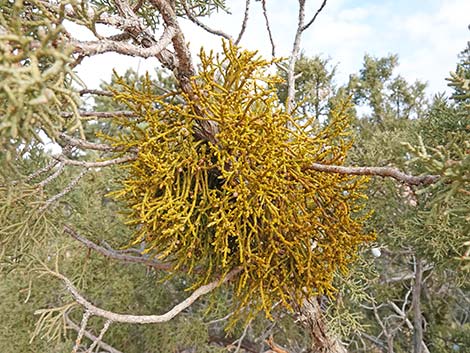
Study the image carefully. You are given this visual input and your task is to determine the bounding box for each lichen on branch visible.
[107,41,375,320]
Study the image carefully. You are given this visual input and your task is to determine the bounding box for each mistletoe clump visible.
[110,42,374,317]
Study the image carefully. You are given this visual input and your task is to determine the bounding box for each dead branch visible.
[181,0,232,40]
[78,89,113,97]
[235,0,251,45]
[55,154,136,168]
[260,0,276,57]
[63,225,173,271]
[286,0,328,113]
[44,266,242,324]
[39,168,89,212]
[306,163,439,186]
[58,133,120,152]
[65,314,123,353]
[60,111,137,119]
[71,25,176,58]
[301,0,328,32]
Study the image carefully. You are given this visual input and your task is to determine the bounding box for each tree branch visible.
[305,163,439,186]
[55,155,136,168]
[63,225,173,271]
[60,111,137,119]
[58,133,123,152]
[181,0,232,40]
[65,314,123,353]
[260,0,276,57]
[235,0,251,45]
[45,266,242,324]
[71,25,176,58]
[78,89,113,97]
[39,168,89,212]
[286,0,328,113]
[301,0,328,32]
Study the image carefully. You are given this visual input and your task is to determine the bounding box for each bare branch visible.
[63,225,173,271]
[305,163,440,186]
[388,300,430,353]
[37,162,65,187]
[58,133,119,152]
[60,111,137,119]
[45,267,242,324]
[71,25,176,58]
[56,154,136,168]
[260,0,276,57]
[233,319,252,353]
[235,0,251,45]
[181,0,232,40]
[301,0,328,32]
[285,1,306,113]
[72,310,91,353]
[412,258,424,353]
[65,315,123,353]
[286,0,328,113]
[86,319,112,353]
[78,89,113,97]
[39,168,89,212]
[24,159,59,183]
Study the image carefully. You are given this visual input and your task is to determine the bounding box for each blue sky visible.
[75,0,470,96]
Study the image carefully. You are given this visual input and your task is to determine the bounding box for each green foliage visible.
[0,0,82,154]
[108,42,374,319]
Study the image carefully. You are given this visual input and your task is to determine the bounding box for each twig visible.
[24,159,59,183]
[260,0,276,57]
[44,266,242,324]
[78,89,113,97]
[64,225,173,271]
[72,310,91,353]
[181,0,232,40]
[233,319,252,353]
[37,162,65,188]
[305,163,440,186]
[56,154,136,168]
[39,169,89,213]
[235,0,251,45]
[65,315,123,353]
[301,0,328,32]
[60,111,137,119]
[388,300,430,353]
[85,319,112,353]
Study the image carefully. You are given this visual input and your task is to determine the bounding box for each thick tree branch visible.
[64,225,173,271]
[305,163,439,186]
[45,267,242,324]
[71,25,176,58]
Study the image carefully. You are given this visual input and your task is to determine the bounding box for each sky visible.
[74,0,470,96]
